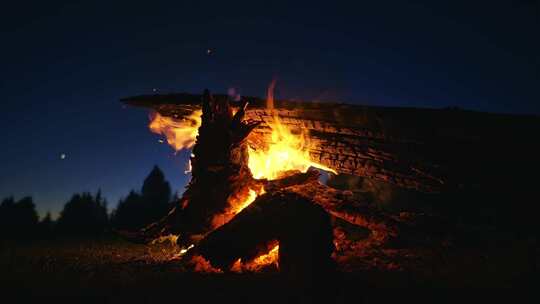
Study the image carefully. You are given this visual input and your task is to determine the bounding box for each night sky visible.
[1,1,538,217]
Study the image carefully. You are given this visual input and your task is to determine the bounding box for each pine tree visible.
[39,211,54,237]
[0,196,39,239]
[112,166,173,231]
[57,192,108,236]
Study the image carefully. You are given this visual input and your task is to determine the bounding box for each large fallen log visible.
[122,92,540,195]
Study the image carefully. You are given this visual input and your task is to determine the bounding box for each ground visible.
[0,236,536,303]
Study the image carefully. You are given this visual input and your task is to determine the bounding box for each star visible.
[60,153,66,160]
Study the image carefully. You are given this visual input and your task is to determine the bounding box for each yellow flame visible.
[248,244,279,269]
[248,80,335,179]
[248,116,335,180]
[231,244,280,273]
[149,110,202,151]
[234,188,259,213]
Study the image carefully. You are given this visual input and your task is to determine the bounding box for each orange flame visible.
[149,110,202,151]
[247,117,336,180]
[210,187,264,229]
[246,244,279,269]
[248,81,336,180]
[231,244,279,273]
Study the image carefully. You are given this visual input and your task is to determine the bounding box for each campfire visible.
[123,82,447,274]
[146,83,340,271]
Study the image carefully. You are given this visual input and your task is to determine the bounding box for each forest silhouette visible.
[0,165,174,239]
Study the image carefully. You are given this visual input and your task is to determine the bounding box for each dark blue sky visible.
[1,1,538,217]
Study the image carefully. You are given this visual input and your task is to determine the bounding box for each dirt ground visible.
[0,236,536,303]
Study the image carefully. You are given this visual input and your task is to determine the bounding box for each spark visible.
[180,244,194,255]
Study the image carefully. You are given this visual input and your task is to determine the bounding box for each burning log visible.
[192,191,334,273]
[122,93,445,192]
[126,89,406,259]
[135,90,344,249]
[119,85,540,278]
[123,89,453,255]
[284,177,399,243]
[122,92,540,197]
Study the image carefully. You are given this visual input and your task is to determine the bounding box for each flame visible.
[231,187,265,214]
[266,79,276,110]
[248,81,336,180]
[231,244,280,273]
[210,187,264,229]
[149,110,202,151]
[247,244,279,269]
[189,255,223,273]
[247,117,335,180]
[147,86,335,181]
[233,188,260,214]
[150,234,179,246]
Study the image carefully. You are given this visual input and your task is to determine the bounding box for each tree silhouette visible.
[56,192,108,236]
[38,211,55,238]
[0,196,39,239]
[112,166,172,230]
[111,191,143,230]
[141,165,172,223]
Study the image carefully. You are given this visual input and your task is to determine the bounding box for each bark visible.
[122,92,540,195]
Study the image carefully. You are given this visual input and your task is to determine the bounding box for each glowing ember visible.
[190,255,223,273]
[234,188,259,213]
[210,187,264,229]
[231,244,279,273]
[246,244,279,270]
[150,233,179,245]
[149,110,202,152]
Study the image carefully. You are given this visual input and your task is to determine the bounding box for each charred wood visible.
[193,191,334,272]
[122,92,540,196]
